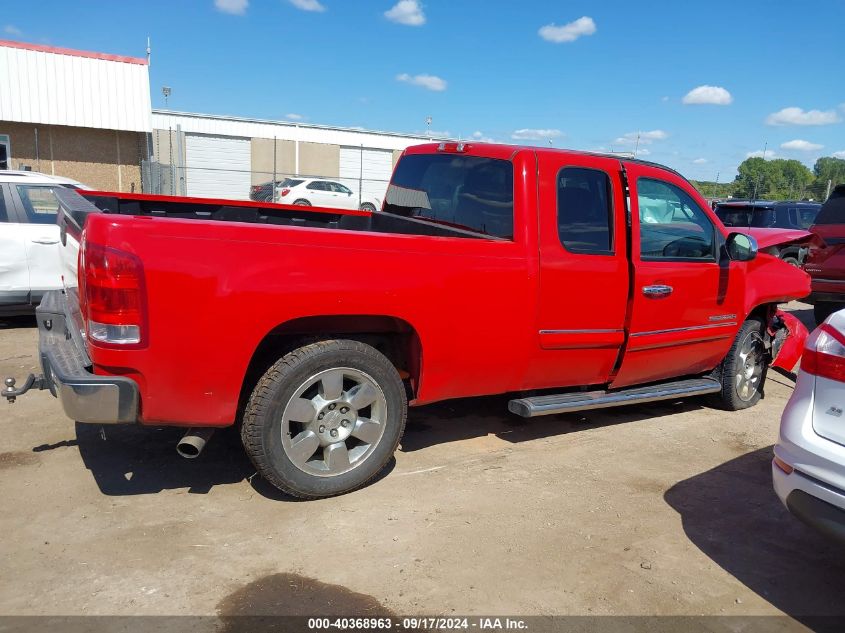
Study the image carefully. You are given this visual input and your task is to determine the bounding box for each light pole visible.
[162,86,171,107]
[425,116,432,137]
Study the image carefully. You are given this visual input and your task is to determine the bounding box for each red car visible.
[5,143,810,498]
[805,185,845,323]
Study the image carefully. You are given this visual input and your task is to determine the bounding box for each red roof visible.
[0,39,147,65]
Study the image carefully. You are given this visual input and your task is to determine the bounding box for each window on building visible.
[0,134,9,170]
[557,167,614,254]
[17,185,61,224]
[638,178,715,260]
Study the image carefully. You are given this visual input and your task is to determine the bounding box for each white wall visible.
[152,110,444,152]
[0,42,152,133]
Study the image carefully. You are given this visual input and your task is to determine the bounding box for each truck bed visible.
[81,191,501,241]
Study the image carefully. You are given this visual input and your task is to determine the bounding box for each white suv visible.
[0,171,88,315]
[774,310,845,541]
[275,178,382,212]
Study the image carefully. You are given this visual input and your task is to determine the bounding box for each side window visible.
[0,187,8,222]
[17,185,61,224]
[557,167,613,254]
[306,181,325,191]
[335,183,352,195]
[797,207,819,229]
[638,178,715,261]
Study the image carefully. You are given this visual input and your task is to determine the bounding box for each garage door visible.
[185,134,251,200]
[339,147,394,205]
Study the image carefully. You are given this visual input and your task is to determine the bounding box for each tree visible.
[814,157,845,189]
[732,157,814,200]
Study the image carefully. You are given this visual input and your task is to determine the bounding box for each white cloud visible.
[682,85,733,105]
[538,16,596,43]
[289,0,326,11]
[396,73,446,91]
[511,128,563,141]
[834,151,845,159]
[766,107,841,126]
[214,0,248,14]
[781,139,824,152]
[471,131,495,143]
[661,96,670,102]
[614,130,668,145]
[3,25,23,36]
[746,149,777,159]
[285,113,304,121]
[385,0,425,26]
[693,158,708,164]
[636,148,651,156]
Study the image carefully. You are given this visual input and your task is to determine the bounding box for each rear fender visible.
[769,310,808,372]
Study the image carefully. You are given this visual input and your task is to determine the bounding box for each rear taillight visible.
[802,324,845,382]
[81,241,147,346]
[251,185,261,193]
[280,188,291,197]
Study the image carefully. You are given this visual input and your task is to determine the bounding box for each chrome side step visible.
[508,377,722,418]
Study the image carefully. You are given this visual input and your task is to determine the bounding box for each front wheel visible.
[241,339,407,499]
[359,203,377,212]
[715,318,767,410]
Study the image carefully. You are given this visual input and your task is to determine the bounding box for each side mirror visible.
[726,232,758,262]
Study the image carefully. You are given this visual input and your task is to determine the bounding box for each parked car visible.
[0,170,88,315]
[250,177,301,202]
[714,200,821,265]
[275,177,382,212]
[805,185,845,323]
[5,143,809,499]
[773,309,845,542]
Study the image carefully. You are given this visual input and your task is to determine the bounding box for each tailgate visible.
[53,189,102,342]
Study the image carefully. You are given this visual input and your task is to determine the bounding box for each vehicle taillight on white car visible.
[802,323,845,383]
[79,237,147,346]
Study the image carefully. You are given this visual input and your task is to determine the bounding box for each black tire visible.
[241,339,407,499]
[782,256,800,267]
[359,203,377,212]
[814,303,841,325]
[716,318,767,411]
[293,199,311,206]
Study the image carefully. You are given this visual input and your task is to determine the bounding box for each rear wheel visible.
[359,203,377,212]
[293,199,311,206]
[241,339,407,499]
[716,318,767,410]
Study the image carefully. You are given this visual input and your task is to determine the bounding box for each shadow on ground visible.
[665,447,845,626]
[65,392,710,500]
[0,315,36,330]
[71,422,394,501]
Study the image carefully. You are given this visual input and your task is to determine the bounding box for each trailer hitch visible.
[4,375,48,404]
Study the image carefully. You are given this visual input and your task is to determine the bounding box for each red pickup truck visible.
[4,142,810,499]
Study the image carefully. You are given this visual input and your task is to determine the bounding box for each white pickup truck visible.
[0,170,87,316]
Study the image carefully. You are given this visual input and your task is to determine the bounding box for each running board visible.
[508,377,722,418]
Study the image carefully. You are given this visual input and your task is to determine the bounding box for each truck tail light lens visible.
[802,324,845,382]
[280,188,291,197]
[81,241,147,346]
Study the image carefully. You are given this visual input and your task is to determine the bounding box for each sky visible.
[2,0,844,182]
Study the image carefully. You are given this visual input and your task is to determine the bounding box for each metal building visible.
[0,39,151,191]
[150,110,441,201]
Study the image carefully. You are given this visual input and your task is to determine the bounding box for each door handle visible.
[32,238,59,245]
[642,284,673,298]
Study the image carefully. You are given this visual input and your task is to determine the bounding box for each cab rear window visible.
[384,154,514,239]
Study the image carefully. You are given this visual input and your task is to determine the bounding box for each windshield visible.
[714,204,775,228]
[384,154,514,239]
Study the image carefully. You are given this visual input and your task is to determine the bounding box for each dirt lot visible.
[1,303,844,629]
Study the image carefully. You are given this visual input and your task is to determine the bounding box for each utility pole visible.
[634,132,641,157]
[827,179,833,201]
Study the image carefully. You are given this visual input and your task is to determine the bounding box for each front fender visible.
[770,311,809,372]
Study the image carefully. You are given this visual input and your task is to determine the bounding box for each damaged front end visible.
[768,310,809,372]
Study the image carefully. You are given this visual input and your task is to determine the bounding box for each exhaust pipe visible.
[176,428,215,459]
